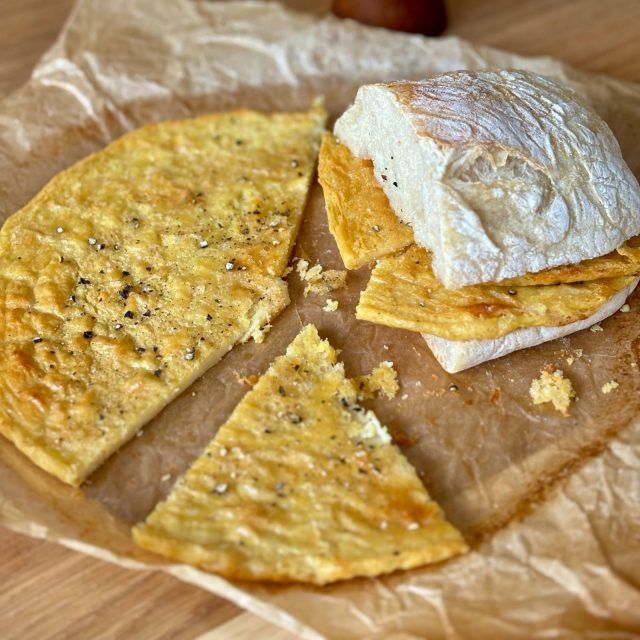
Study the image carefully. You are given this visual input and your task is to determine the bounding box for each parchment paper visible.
[1,1,639,638]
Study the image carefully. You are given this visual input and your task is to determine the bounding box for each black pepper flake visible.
[136,347,146,354]
[153,369,162,377]
[78,277,91,285]
[98,243,105,250]
[264,428,272,434]
[278,386,286,396]
[448,383,459,392]
[381,174,388,181]
[206,313,212,321]
[143,310,151,317]
[32,337,43,344]
[119,284,133,300]
[83,331,94,339]
[124,310,134,319]
[122,270,130,276]
[392,181,398,187]
[235,139,243,145]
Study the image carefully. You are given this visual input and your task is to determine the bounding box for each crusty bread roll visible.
[424,278,638,373]
[334,70,640,289]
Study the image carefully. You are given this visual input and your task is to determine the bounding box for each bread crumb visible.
[620,304,631,313]
[566,356,575,366]
[601,380,619,394]
[529,368,575,416]
[352,361,399,400]
[590,323,603,333]
[161,473,171,482]
[323,298,338,312]
[297,259,347,297]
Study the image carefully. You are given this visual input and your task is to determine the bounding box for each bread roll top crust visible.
[335,70,640,288]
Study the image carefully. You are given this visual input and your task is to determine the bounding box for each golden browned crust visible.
[133,325,467,584]
[0,105,326,485]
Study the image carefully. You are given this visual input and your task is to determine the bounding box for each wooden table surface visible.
[1,1,639,638]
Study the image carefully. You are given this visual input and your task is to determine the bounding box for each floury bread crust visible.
[424,278,639,373]
[334,70,640,288]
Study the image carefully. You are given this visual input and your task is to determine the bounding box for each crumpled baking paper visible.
[1,1,639,638]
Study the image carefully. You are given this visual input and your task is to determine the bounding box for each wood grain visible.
[1,1,638,639]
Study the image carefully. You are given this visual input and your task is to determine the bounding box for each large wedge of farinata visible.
[133,325,467,584]
[357,246,635,341]
[0,105,326,486]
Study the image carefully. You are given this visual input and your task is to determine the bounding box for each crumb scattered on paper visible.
[590,323,604,333]
[323,298,338,312]
[529,368,575,416]
[566,348,584,366]
[620,304,631,313]
[297,259,347,296]
[352,361,399,400]
[235,372,259,386]
[601,380,619,394]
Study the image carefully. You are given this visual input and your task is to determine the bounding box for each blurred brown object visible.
[332,0,447,36]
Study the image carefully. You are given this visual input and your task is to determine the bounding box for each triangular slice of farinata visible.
[133,325,467,584]
[0,105,326,485]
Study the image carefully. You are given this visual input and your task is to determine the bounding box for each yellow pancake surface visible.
[318,133,413,269]
[0,105,326,485]
[133,325,467,584]
[357,246,635,341]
